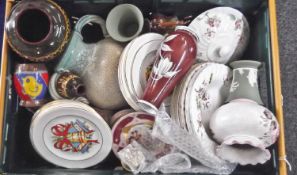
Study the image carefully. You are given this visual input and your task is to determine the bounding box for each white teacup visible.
[106,4,144,42]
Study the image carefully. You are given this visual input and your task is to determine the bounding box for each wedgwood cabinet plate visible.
[30,100,112,168]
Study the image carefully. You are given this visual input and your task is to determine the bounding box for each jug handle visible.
[74,15,109,42]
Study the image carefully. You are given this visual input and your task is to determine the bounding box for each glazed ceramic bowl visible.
[189,7,250,64]
[210,99,279,165]
[6,0,70,62]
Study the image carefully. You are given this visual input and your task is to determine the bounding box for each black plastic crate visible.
[0,0,283,174]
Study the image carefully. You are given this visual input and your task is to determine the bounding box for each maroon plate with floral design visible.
[111,112,155,157]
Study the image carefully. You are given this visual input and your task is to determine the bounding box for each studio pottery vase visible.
[83,38,127,110]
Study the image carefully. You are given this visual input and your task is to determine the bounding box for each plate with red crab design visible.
[30,100,112,168]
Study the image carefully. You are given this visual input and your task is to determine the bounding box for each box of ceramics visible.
[0,0,287,174]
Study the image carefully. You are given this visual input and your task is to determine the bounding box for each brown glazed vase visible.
[138,26,197,113]
[5,0,70,62]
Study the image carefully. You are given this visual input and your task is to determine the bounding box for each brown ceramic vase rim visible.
[15,8,53,46]
[6,0,71,62]
[15,63,47,72]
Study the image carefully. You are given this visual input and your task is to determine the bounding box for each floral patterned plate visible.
[185,63,232,137]
[170,64,205,132]
[30,100,112,168]
[111,112,155,157]
[179,64,207,133]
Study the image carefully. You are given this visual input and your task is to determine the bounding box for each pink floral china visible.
[210,99,279,165]
[170,63,232,137]
[189,7,250,64]
[209,60,280,165]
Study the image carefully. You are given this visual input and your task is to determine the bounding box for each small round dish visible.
[111,112,155,157]
[30,100,112,168]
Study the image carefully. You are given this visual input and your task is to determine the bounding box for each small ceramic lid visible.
[189,7,250,64]
[30,100,112,168]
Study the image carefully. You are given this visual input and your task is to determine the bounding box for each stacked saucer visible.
[30,100,112,168]
[170,63,232,136]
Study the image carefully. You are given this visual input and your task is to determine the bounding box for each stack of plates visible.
[118,33,170,111]
[170,63,232,136]
[30,100,112,168]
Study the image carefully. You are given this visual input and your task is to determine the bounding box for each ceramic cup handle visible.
[75,15,109,41]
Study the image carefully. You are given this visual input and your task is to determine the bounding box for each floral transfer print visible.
[196,119,205,137]
[128,130,142,144]
[195,80,210,109]
[204,28,216,38]
[51,120,99,153]
[206,14,221,28]
[258,109,279,146]
[235,19,242,30]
